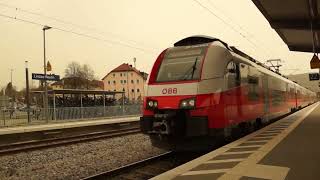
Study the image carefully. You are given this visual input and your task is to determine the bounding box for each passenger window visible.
[248,75,259,101]
[240,63,248,84]
[225,61,240,88]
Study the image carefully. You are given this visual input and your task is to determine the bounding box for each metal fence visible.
[0,104,142,127]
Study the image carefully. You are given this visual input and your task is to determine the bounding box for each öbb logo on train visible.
[162,88,177,94]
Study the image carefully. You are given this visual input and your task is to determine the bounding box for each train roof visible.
[228,46,314,94]
[173,36,315,94]
[174,35,229,48]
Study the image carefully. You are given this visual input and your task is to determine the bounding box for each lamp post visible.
[43,25,51,121]
[25,61,30,123]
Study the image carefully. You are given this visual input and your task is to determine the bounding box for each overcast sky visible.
[0,0,316,89]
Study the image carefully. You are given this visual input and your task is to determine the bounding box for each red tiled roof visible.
[111,63,136,72]
[102,63,148,80]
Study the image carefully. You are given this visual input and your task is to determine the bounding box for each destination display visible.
[32,73,60,81]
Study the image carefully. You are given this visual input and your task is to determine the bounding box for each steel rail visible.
[0,127,140,155]
[82,151,174,180]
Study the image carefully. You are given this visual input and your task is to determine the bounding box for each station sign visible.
[309,73,320,81]
[32,73,60,81]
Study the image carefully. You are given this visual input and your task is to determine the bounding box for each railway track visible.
[83,151,206,180]
[0,126,140,155]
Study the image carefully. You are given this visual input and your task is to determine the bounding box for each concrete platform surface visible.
[152,103,319,180]
[0,116,140,135]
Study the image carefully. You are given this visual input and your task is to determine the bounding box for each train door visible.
[262,74,269,119]
[224,61,240,124]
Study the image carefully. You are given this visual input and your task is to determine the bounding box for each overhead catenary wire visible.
[192,0,271,59]
[0,12,156,54]
[206,0,275,57]
[0,1,154,49]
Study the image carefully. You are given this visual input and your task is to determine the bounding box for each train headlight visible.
[180,98,196,109]
[148,101,154,107]
[147,100,158,109]
[189,99,195,107]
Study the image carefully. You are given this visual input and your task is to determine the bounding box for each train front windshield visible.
[156,46,207,82]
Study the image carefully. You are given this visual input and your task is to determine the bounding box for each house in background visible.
[50,77,104,90]
[102,63,148,101]
[51,81,64,90]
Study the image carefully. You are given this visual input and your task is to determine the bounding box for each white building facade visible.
[102,63,147,101]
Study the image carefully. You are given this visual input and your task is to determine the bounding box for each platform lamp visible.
[43,25,52,121]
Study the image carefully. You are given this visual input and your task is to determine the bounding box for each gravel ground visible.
[0,133,167,180]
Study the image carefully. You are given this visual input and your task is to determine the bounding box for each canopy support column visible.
[53,92,56,121]
[80,93,83,119]
[103,94,106,116]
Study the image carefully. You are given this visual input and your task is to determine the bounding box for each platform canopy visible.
[252,0,320,53]
[32,89,124,95]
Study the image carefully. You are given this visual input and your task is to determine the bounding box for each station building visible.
[102,63,148,101]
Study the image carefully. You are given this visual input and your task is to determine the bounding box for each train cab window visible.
[156,46,206,82]
[225,61,240,88]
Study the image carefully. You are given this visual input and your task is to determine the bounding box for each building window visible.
[120,73,122,77]
[137,79,139,84]
[114,89,116,91]
[124,73,126,76]
[108,81,110,84]
[131,80,134,84]
[122,88,125,92]
[124,80,127,83]
[120,80,123,83]
[113,80,116,84]
[131,89,134,93]
[137,89,140,92]
[113,73,115,77]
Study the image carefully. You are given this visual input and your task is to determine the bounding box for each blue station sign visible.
[32,73,60,81]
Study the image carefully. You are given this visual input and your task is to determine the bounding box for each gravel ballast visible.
[0,133,166,180]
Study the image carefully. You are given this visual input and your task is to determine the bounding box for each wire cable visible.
[192,0,270,59]
[0,12,156,54]
[206,0,274,57]
[0,1,156,50]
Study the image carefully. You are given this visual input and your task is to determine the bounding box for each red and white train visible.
[140,36,316,150]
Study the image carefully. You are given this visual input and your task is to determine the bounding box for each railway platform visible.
[153,102,320,180]
[0,115,140,146]
[0,115,140,136]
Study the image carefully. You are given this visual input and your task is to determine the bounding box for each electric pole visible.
[10,69,13,85]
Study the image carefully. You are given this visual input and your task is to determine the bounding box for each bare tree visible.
[80,64,95,89]
[0,87,5,96]
[65,61,82,78]
[64,62,96,89]
[5,82,17,99]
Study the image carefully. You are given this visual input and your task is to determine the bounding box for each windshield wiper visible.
[182,57,198,80]
[191,57,198,79]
